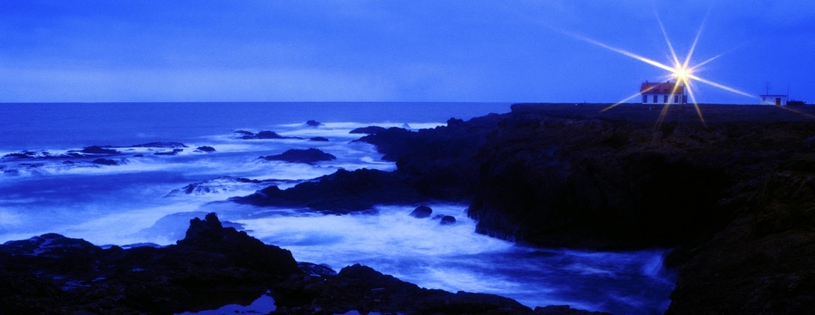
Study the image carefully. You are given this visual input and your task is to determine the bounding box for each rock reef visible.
[235,103,815,313]
[0,213,603,315]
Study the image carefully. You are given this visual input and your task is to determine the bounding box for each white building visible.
[641,81,686,104]
[759,94,788,106]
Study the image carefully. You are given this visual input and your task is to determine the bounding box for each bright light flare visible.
[673,65,691,83]
[556,9,758,128]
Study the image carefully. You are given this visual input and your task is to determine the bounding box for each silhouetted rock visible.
[309,136,329,142]
[306,120,322,127]
[350,126,387,134]
[0,213,601,315]
[0,213,300,314]
[410,205,433,218]
[81,145,119,155]
[439,215,456,225]
[195,145,216,152]
[235,130,302,140]
[131,142,187,148]
[92,158,118,165]
[261,148,336,164]
[273,264,536,315]
[231,168,427,213]
[154,148,183,155]
[256,130,285,139]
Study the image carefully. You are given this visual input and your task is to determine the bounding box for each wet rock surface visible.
[241,103,815,314]
[0,213,601,315]
[231,168,428,213]
[410,205,433,218]
[0,213,300,314]
[261,148,337,164]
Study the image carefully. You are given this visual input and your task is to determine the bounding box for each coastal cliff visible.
[356,103,815,313]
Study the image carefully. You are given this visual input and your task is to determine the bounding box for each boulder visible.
[410,205,433,218]
[81,146,119,155]
[195,146,216,152]
[261,148,336,164]
[92,158,118,165]
[231,168,427,213]
[154,148,183,155]
[349,126,387,134]
[256,130,285,139]
[306,120,322,127]
[439,215,457,225]
[309,136,329,142]
[131,142,187,148]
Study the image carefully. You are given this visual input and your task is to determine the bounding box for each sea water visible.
[0,102,675,314]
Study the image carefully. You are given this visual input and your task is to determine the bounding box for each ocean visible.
[0,102,675,314]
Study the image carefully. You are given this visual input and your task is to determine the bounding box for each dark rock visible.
[261,148,336,164]
[298,262,337,277]
[0,213,593,315]
[439,215,457,225]
[80,146,119,155]
[410,205,433,218]
[2,152,34,159]
[235,130,255,139]
[131,142,187,148]
[534,305,613,315]
[133,154,144,157]
[231,168,427,213]
[195,146,216,152]
[256,130,285,139]
[306,120,322,127]
[665,152,815,314]
[350,126,387,134]
[0,213,301,314]
[309,136,329,142]
[154,148,183,156]
[92,158,118,165]
[272,264,535,315]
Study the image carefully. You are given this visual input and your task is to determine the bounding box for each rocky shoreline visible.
[232,103,815,313]
[3,103,815,314]
[0,213,607,315]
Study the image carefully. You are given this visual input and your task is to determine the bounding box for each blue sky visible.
[1,1,813,103]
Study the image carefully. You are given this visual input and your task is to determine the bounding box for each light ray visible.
[654,9,682,68]
[689,75,755,99]
[558,9,756,127]
[602,86,658,112]
[690,53,723,71]
[777,105,815,120]
[559,30,676,73]
[682,12,708,70]
[686,85,707,127]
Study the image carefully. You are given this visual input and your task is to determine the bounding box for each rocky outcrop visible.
[261,148,337,164]
[0,213,299,314]
[664,151,815,314]
[195,145,216,152]
[357,115,502,201]
[350,126,387,134]
[231,168,428,213]
[0,213,603,315]
[410,205,433,218]
[273,264,549,315]
[236,130,300,140]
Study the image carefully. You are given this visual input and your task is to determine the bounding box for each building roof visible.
[641,81,684,95]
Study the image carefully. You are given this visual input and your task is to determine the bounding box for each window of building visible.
[663,95,668,103]
[643,95,648,103]
[653,95,658,103]
[674,95,679,103]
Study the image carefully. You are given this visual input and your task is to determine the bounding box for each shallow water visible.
[0,102,675,314]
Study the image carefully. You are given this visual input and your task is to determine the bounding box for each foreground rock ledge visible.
[0,213,607,315]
